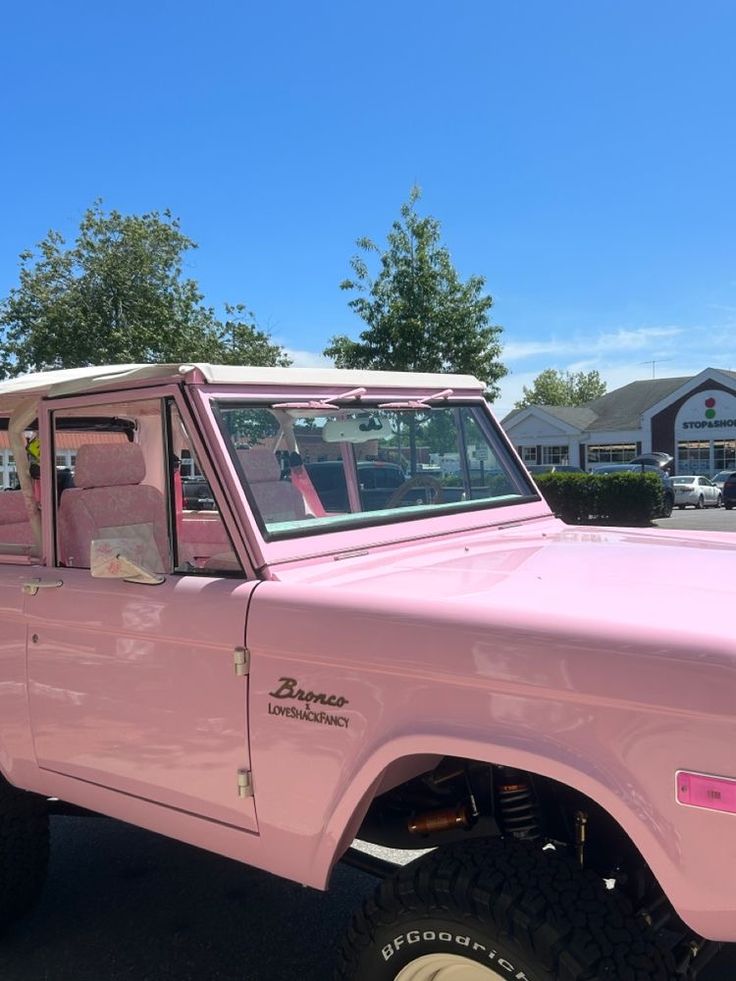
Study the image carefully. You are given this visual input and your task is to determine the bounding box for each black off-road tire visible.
[0,777,49,928]
[336,839,674,980]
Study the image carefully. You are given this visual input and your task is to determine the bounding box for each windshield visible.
[214,402,534,539]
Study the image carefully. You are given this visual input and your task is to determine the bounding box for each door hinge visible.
[234,646,250,676]
[237,768,254,799]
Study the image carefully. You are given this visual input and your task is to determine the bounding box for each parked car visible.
[721,471,736,510]
[1,363,734,980]
[527,464,584,474]
[671,475,722,509]
[305,459,410,512]
[712,469,736,492]
[181,475,215,510]
[590,463,675,517]
[628,451,673,471]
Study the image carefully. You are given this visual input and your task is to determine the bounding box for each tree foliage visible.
[515,368,607,408]
[324,188,506,400]
[0,202,290,378]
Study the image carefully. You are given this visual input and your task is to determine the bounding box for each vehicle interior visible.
[0,395,535,566]
[214,401,533,539]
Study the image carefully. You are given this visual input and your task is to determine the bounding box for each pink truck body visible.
[0,363,735,952]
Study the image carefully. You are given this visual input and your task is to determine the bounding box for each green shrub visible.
[535,471,664,525]
[534,472,594,523]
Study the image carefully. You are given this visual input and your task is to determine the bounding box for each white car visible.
[671,474,722,509]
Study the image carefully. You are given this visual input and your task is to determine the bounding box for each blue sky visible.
[2,0,735,417]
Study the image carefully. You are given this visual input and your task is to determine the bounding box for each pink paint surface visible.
[1,370,735,946]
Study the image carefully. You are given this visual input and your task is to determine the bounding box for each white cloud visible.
[492,320,736,420]
[276,325,736,426]
[502,339,573,360]
[502,325,685,365]
[284,347,334,369]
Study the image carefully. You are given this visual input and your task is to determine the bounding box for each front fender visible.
[246,582,736,942]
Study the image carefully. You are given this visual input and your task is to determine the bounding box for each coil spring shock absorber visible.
[496,768,541,840]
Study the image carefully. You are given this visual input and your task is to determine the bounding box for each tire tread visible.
[335,839,674,980]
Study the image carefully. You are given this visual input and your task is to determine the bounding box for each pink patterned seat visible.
[237,447,306,524]
[58,443,170,572]
[0,491,34,547]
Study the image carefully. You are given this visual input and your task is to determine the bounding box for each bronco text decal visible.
[267,677,351,729]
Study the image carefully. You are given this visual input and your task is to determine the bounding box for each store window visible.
[541,445,569,466]
[179,449,198,478]
[678,441,711,475]
[586,443,636,465]
[713,440,736,472]
[0,450,18,489]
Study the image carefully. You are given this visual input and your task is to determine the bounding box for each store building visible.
[501,367,736,475]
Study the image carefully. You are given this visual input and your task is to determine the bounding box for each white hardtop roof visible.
[0,362,484,407]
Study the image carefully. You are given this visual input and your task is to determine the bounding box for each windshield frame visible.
[187,385,548,568]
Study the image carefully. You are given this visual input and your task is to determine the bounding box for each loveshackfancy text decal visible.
[267,677,351,729]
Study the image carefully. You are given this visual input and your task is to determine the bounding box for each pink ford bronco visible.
[0,363,734,980]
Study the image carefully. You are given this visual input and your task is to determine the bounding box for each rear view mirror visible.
[321,414,389,443]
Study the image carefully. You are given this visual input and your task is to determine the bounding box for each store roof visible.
[502,373,727,432]
[585,377,690,430]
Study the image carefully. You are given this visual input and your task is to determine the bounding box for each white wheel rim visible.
[393,952,510,980]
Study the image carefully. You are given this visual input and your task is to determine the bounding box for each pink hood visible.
[275,518,736,647]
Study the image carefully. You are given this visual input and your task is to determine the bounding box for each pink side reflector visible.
[676,770,736,815]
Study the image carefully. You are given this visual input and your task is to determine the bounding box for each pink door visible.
[26,570,258,831]
[0,567,35,781]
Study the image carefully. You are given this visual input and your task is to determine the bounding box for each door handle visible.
[22,578,64,596]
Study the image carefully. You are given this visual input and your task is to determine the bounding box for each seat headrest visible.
[0,490,29,524]
[73,443,146,489]
[237,447,281,483]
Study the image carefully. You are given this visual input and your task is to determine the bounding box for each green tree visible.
[0,202,290,377]
[325,188,506,400]
[515,368,607,408]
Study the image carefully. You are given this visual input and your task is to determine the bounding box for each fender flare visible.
[312,732,681,913]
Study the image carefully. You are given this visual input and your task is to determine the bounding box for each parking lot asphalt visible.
[654,506,736,533]
[1,815,734,980]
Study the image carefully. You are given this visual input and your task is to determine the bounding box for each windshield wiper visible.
[273,387,367,410]
[378,388,454,410]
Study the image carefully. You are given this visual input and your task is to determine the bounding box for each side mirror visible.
[90,539,165,585]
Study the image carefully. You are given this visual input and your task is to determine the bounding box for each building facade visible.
[502,367,736,475]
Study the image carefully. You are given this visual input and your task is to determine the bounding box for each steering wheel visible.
[385,475,445,509]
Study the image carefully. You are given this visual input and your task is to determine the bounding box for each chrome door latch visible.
[22,578,64,596]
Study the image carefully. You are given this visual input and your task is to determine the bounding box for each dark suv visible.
[591,463,674,518]
[305,460,407,512]
[721,471,736,510]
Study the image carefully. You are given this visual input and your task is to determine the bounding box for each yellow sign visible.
[26,435,41,461]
